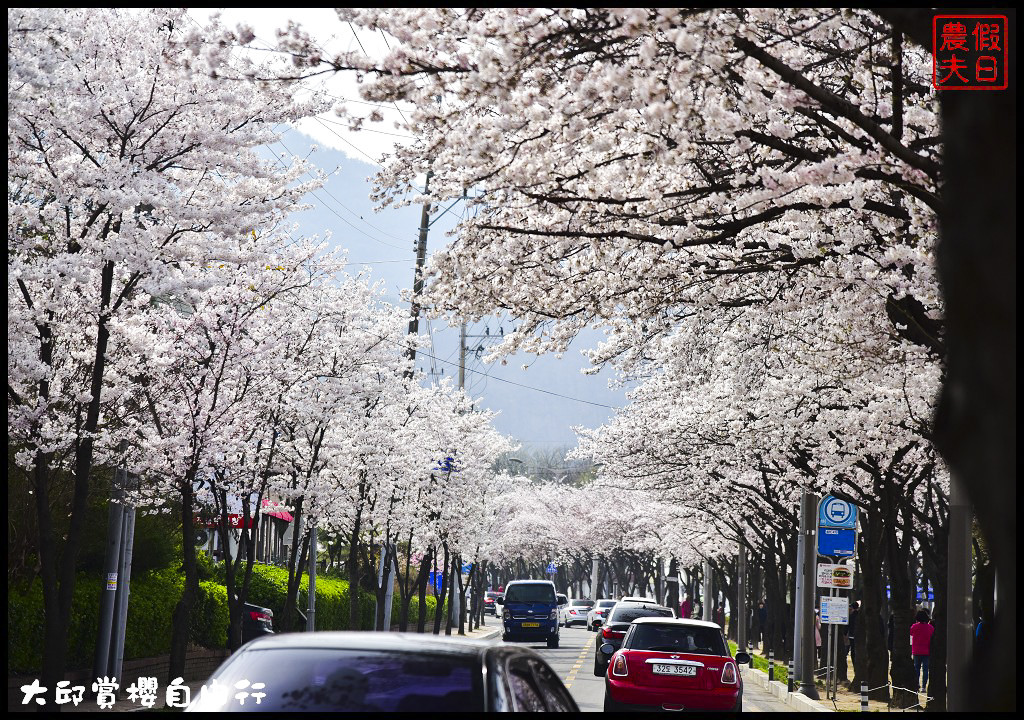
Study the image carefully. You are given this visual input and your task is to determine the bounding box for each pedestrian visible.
[910,609,935,692]
[679,593,692,621]
[848,600,860,664]
[713,603,725,630]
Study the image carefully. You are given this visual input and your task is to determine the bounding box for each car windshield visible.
[571,600,593,607]
[597,600,617,608]
[504,584,556,603]
[628,624,728,656]
[609,606,674,624]
[188,648,484,712]
[486,592,500,599]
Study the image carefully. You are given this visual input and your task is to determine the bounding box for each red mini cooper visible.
[603,617,750,712]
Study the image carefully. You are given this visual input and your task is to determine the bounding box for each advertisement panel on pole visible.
[816,563,854,588]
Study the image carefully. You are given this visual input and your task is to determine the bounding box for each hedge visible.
[8,562,446,674]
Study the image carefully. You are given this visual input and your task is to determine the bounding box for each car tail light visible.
[601,626,625,639]
[721,661,738,685]
[612,653,628,677]
[249,610,271,623]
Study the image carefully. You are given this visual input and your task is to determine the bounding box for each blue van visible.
[499,580,560,648]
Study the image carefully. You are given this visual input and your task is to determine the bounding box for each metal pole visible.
[111,501,136,685]
[768,650,775,683]
[946,472,972,711]
[788,659,794,692]
[798,491,820,699]
[793,499,806,682]
[307,520,316,632]
[737,543,747,653]
[861,681,869,712]
[93,466,126,682]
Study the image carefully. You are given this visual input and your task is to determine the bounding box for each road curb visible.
[468,626,502,642]
[741,665,832,712]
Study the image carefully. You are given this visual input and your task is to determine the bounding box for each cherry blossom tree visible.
[8,7,320,692]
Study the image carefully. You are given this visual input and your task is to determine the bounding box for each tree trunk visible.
[416,549,431,633]
[169,472,200,682]
[346,518,363,631]
[858,512,890,702]
[433,543,449,635]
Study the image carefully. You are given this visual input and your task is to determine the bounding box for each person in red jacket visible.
[679,593,693,619]
[909,609,936,691]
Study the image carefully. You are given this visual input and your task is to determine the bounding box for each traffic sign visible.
[820,596,849,624]
[817,526,857,557]
[818,495,857,529]
[546,562,557,574]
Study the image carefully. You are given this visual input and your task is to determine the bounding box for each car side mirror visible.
[735,652,751,665]
[601,643,615,654]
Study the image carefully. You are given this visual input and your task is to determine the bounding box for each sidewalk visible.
[741,645,923,712]
[15,623,503,713]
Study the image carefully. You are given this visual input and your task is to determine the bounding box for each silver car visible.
[586,599,618,631]
[560,598,595,627]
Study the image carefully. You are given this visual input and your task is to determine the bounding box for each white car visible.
[586,598,618,630]
[561,598,595,627]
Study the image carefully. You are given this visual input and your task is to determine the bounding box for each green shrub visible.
[7,561,425,675]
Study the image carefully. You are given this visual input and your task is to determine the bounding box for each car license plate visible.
[652,664,697,677]
[521,622,540,627]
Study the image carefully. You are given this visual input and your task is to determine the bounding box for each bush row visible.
[8,562,446,674]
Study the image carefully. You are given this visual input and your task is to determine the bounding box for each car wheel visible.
[548,636,560,649]
[502,633,510,642]
[733,695,743,712]
[604,692,622,712]
[594,657,606,677]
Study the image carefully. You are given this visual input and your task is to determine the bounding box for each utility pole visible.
[93,464,126,686]
[405,171,433,376]
[797,491,820,699]
[307,520,317,632]
[458,323,466,390]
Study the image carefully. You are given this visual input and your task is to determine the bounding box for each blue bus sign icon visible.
[818,495,857,529]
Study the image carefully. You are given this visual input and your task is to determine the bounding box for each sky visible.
[188,8,630,452]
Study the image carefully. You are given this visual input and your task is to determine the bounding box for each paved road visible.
[510,625,791,712]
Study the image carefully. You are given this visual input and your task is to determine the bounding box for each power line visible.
[386,337,620,410]
[266,141,409,252]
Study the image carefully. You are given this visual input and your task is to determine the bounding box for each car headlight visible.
[550,609,558,620]
[503,608,510,619]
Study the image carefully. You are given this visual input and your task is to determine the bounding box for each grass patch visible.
[730,640,789,685]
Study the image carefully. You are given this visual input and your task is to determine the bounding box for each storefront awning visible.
[261,498,294,522]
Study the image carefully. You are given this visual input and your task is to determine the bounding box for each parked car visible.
[499,580,561,648]
[593,601,674,676]
[186,632,578,712]
[241,602,274,644]
[602,618,750,712]
[556,593,568,618]
[484,592,503,616]
[586,599,618,631]
[561,599,594,627]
